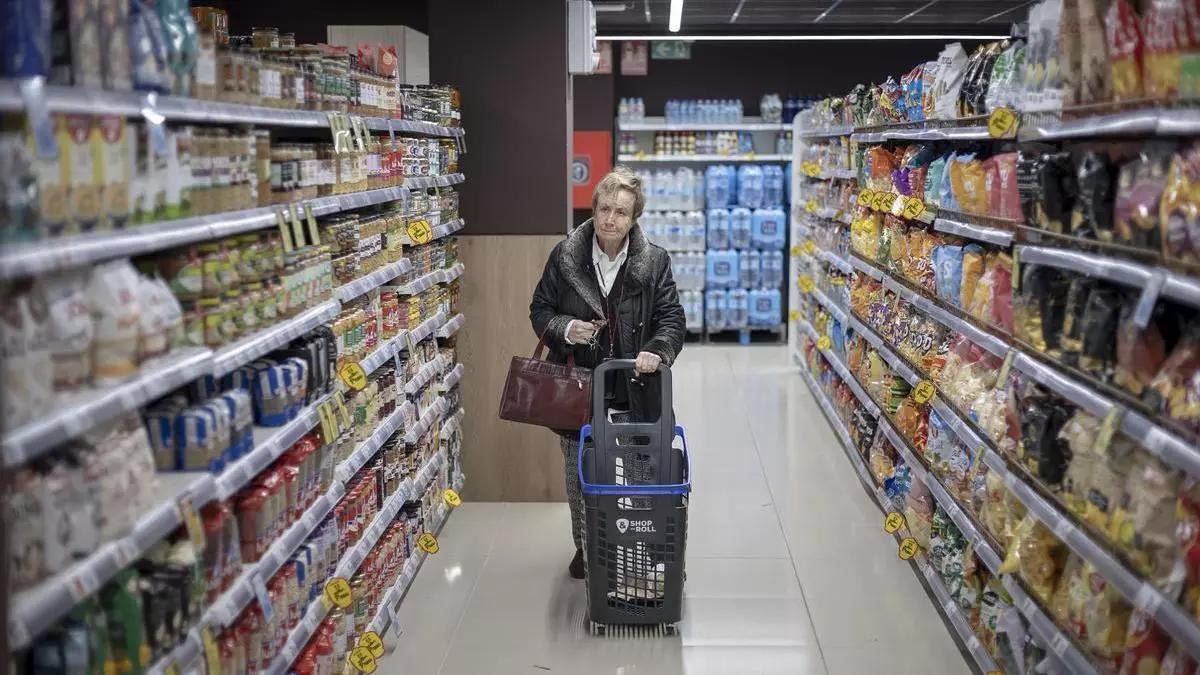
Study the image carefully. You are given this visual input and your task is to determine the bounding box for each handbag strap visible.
[533,331,576,367]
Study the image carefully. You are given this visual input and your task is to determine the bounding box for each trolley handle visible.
[576,423,692,496]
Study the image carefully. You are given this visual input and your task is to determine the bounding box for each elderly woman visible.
[529,166,686,579]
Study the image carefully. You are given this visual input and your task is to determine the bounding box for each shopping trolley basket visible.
[577,360,692,634]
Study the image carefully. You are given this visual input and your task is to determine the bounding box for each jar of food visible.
[251,27,280,50]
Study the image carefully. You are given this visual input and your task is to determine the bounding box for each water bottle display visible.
[739,250,762,289]
[705,166,733,208]
[760,94,783,123]
[706,208,730,250]
[727,289,749,329]
[666,99,743,124]
[761,251,784,288]
[705,249,739,290]
[751,208,786,250]
[737,165,764,210]
[705,289,728,331]
[685,211,707,250]
[730,207,752,250]
[763,165,785,208]
[618,97,646,123]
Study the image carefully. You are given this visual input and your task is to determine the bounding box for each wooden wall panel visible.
[456,235,569,502]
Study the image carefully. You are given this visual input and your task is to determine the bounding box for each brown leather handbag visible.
[498,336,592,430]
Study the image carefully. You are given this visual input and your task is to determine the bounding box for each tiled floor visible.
[379,346,971,674]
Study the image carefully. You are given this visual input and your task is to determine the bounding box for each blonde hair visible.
[591,166,645,221]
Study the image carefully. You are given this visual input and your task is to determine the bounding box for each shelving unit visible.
[3,59,471,670]
[617,153,791,163]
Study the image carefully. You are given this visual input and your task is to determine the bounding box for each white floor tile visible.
[377,346,976,675]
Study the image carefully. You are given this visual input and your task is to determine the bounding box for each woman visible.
[529,166,686,579]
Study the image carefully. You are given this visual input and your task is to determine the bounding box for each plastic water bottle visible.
[737,165,764,209]
[706,208,730,250]
[762,250,783,288]
[730,207,752,250]
[727,289,749,329]
[705,289,727,331]
[685,211,706,250]
[740,249,761,288]
[704,166,729,207]
[763,166,785,208]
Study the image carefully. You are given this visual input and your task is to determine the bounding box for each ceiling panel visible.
[595,0,1029,30]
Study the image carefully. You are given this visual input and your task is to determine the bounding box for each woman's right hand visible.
[567,320,600,345]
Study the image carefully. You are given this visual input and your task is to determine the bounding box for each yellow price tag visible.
[881,192,898,212]
[788,310,800,322]
[902,196,925,221]
[324,577,353,609]
[912,380,936,405]
[871,192,886,211]
[859,189,874,205]
[805,199,818,214]
[407,219,433,245]
[987,107,1020,139]
[358,631,385,659]
[339,361,368,391]
[178,497,206,553]
[349,647,378,673]
[798,276,814,293]
[790,245,802,257]
[831,276,846,286]
[817,336,831,350]
[443,488,463,508]
[417,532,440,554]
[884,512,906,534]
[898,537,919,560]
[201,626,221,675]
[804,240,816,255]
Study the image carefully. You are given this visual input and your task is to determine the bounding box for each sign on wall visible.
[620,41,648,76]
[651,41,691,60]
[572,131,612,209]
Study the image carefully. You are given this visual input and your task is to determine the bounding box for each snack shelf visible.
[214,391,338,500]
[978,448,1200,661]
[795,360,1002,674]
[405,397,449,444]
[442,406,467,438]
[795,125,854,139]
[265,449,446,675]
[810,287,849,326]
[438,363,465,392]
[404,173,466,189]
[617,119,787,132]
[0,79,464,137]
[1018,108,1164,141]
[617,153,791,163]
[0,185,412,281]
[846,247,1200,497]
[818,249,854,275]
[437,313,466,339]
[335,257,415,303]
[1,347,213,467]
[847,252,1009,358]
[212,300,342,377]
[843,312,922,387]
[800,320,1101,675]
[932,214,1016,248]
[405,356,447,397]
[1017,244,1200,311]
[8,473,218,649]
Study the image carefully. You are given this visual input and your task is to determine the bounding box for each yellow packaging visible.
[95,115,131,230]
[63,114,103,233]
[29,115,70,236]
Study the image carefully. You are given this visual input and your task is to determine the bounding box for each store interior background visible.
[212,0,1009,502]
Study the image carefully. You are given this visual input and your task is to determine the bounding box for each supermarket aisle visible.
[382,346,970,674]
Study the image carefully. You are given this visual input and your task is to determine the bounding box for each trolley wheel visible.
[664,624,678,637]
[590,621,607,637]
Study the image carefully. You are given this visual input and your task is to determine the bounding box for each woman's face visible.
[594,189,636,251]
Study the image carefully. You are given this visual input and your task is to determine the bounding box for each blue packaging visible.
[763,165,785,208]
[706,208,730,249]
[761,250,784,288]
[1,0,52,76]
[737,165,764,209]
[739,249,761,288]
[730,207,752,249]
[727,289,749,329]
[932,245,965,307]
[749,288,782,326]
[705,289,728,330]
[706,249,739,289]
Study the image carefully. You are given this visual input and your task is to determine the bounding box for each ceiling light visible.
[668,0,684,32]
[597,33,1009,41]
[593,1,629,12]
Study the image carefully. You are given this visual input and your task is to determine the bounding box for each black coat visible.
[529,220,686,427]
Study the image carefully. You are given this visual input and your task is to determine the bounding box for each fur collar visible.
[560,219,658,318]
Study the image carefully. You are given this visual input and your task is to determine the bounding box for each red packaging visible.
[357,43,376,73]
[201,503,226,599]
[1107,0,1146,101]
[378,45,398,78]
[992,153,1021,220]
[1119,611,1172,674]
[237,486,270,562]
[1143,0,1184,99]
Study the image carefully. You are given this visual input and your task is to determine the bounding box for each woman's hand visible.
[634,351,662,374]
[567,320,600,344]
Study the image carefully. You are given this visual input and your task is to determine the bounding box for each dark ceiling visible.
[595,0,1030,32]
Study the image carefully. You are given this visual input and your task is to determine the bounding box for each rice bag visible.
[88,259,143,382]
[32,271,94,390]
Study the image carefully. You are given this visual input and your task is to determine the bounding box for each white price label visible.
[67,567,101,602]
[1020,596,1037,616]
[1003,471,1018,490]
[1051,516,1073,541]
[389,604,403,637]
[1050,633,1070,657]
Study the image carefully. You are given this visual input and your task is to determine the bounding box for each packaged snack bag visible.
[1144,0,1184,99]
[1119,611,1173,675]
[1059,0,1083,106]
[1111,453,1184,588]
[1078,0,1113,103]
[1000,514,1068,600]
[932,42,970,120]
[1160,144,1200,264]
[1116,147,1173,252]
[1070,151,1116,241]
[1145,319,1200,434]
[1106,0,1146,101]
[985,40,1027,112]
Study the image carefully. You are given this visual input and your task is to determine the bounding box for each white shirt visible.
[564,236,628,344]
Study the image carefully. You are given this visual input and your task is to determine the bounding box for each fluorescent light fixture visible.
[597,33,1008,41]
[668,0,683,32]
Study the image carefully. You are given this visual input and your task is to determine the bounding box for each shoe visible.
[569,549,586,579]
